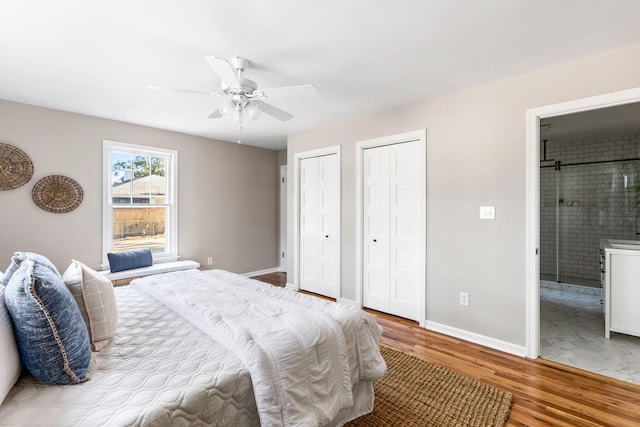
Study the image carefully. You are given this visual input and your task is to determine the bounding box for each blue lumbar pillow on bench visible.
[107,248,153,273]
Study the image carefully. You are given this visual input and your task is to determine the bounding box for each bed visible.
[0,267,386,426]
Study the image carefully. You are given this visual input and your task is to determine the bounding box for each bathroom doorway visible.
[536,102,640,384]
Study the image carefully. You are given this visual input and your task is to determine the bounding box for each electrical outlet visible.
[459,292,470,307]
[207,257,213,266]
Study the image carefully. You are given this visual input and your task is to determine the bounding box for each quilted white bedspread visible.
[132,269,386,427]
[0,286,260,426]
[0,270,385,427]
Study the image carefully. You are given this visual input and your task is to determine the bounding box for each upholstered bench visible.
[100,260,200,285]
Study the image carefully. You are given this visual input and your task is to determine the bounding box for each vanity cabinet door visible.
[607,252,640,338]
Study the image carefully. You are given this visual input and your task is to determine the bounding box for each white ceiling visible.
[1,1,640,150]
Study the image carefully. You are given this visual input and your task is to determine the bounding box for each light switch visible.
[480,206,495,220]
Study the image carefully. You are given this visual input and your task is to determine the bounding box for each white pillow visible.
[0,285,21,404]
[63,260,118,351]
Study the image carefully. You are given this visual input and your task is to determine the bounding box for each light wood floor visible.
[251,272,640,426]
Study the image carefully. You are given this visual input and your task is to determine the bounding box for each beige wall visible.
[287,43,640,347]
[278,149,287,166]
[0,100,279,274]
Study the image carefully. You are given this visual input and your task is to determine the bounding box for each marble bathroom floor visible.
[540,284,640,385]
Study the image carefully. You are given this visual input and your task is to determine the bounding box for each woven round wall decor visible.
[32,175,83,213]
[0,143,34,190]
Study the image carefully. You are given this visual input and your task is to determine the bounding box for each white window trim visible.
[102,140,179,269]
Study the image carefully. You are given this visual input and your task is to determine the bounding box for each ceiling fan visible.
[149,56,318,129]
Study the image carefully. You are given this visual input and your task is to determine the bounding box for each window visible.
[103,140,178,266]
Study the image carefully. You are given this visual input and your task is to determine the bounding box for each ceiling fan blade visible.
[147,85,224,96]
[257,84,318,99]
[253,101,294,121]
[204,56,240,87]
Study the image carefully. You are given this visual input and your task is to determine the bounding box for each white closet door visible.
[318,155,339,298]
[363,141,421,321]
[300,154,339,298]
[363,146,391,311]
[389,141,421,320]
[300,157,320,291]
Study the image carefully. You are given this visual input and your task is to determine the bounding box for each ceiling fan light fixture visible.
[233,108,242,127]
[245,103,260,120]
[221,100,236,116]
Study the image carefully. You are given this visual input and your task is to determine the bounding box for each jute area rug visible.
[346,346,513,426]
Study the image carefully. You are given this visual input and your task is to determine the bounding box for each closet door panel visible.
[300,157,320,292]
[389,141,421,320]
[318,154,339,298]
[363,146,390,311]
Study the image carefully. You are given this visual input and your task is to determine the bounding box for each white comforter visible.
[132,269,386,427]
[0,286,260,426]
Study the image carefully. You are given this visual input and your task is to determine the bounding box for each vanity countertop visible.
[602,239,640,252]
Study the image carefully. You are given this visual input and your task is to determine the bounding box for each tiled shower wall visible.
[540,134,640,287]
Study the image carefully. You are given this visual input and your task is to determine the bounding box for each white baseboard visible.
[424,321,527,357]
[285,282,297,291]
[338,297,357,306]
[242,267,279,277]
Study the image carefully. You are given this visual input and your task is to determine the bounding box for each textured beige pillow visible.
[63,260,118,351]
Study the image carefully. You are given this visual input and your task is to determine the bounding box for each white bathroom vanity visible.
[602,239,640,339]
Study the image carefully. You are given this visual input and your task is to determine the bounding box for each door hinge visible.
[282,252,285,258]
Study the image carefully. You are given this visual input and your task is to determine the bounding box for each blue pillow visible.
[4,259,91,385]
[107,248,153,273]
[2,252,60,285]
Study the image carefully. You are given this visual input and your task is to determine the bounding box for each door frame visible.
[525,87,640,358]
[355,129,427,326]
[293,145,342,294]
[279,165,287,272]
